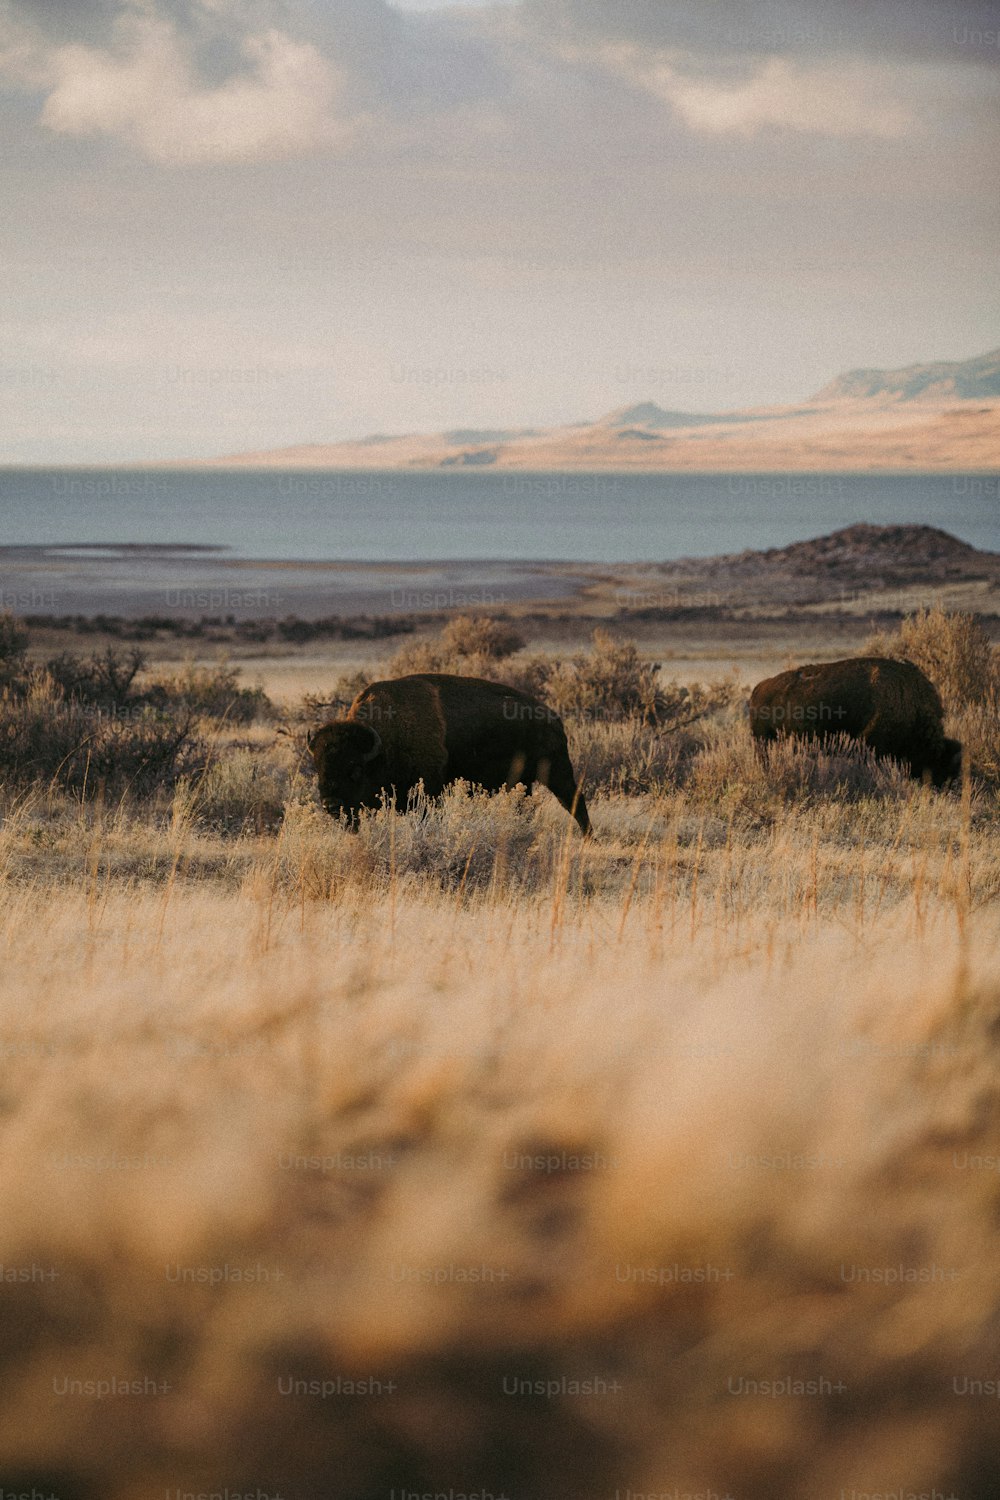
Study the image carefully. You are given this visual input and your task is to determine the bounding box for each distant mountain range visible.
[813,347,1000,403]
[199,348,1000,472]
[595,349,1000,431]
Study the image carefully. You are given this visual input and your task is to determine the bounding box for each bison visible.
[748,657,962,787]
[307,672,591,834]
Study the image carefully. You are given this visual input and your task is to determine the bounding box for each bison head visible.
[931,737,963,788]
[306,720,386,822]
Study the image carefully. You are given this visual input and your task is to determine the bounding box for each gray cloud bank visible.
[3,0,997,163]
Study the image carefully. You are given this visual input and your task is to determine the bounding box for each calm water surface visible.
[1,469,997,561]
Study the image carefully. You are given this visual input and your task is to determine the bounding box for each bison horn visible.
[362,726,382,763]
[306,728,317,750]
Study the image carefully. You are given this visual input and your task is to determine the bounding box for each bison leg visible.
[505,750,528,787]
[750,727,776,766]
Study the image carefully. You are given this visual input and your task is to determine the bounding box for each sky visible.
[0,0,997,462]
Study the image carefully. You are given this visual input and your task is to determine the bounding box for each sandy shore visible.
[0,547,592,621]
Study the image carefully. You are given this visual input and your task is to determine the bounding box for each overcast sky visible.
[1,0,997,462]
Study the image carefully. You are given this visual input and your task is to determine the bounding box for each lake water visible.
[1,469,997,562]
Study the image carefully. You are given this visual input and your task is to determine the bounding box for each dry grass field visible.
[1,608,999,1499]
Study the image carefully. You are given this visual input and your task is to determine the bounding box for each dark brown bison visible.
[748,657,962,787]
[307,673,591,833]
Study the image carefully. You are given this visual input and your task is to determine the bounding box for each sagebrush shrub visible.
[265,782,573,899]
[300,668,373,723]
[0,611,28,689]
[43,645,146,709]
[544,630,664,722]
[440,614,525,660]
[566,717,685,795]
[3,627,273,727]
[865,608,998,712]
[0,671,203,799]
[187,749,292,834]
[688,721,911,809]
[146,659,273,723]
[0,623,275,805]
[383,614,526,682]
[311,624,667,725]
[384,626,686,724]
[949,700,1000,786]
[353,780,577,893]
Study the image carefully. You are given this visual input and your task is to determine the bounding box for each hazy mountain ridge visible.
[598,403,725,430]
[813,348,1000,403]
[597,402,793,430]
[442,428,540,444]
[201,349,1000,471]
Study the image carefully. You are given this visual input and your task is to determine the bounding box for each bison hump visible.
[350,676,450,784]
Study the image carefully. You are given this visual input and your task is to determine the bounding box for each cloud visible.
[0,0,994,170]
[600,48,914,139]
[35,11,347,161]
[0,0,516,161]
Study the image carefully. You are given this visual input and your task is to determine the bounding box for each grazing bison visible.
[748,657,962,787]
[307,673,591,834]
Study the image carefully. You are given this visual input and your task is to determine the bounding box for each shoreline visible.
[0,551,596,621]
[3,462,1000,476]
[4,518,999,626]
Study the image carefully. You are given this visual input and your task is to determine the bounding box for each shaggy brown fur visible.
[308,672,590,833]
[749,657,962,786]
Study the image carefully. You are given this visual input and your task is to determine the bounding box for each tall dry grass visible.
[0,777,999,1499]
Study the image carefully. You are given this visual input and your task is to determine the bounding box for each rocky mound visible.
[642,524,1000,610]
[756,523,991,578]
